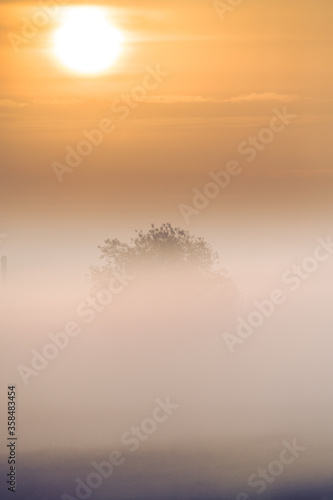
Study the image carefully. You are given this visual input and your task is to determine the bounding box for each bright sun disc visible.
[54,7,123,75]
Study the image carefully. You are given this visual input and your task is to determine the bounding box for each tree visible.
[89,223,237,298]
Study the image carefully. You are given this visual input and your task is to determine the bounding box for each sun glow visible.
[53,7,123,75]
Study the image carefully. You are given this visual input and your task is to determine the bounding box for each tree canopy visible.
[89,223,236,296]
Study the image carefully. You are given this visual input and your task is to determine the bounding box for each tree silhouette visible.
[89,223,237,298]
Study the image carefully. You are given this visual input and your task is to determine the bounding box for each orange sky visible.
[1,3,333,469]
[1,3,332,141]
[0,0,332,240]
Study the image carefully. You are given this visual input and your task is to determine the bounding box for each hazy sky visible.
[1,0,333,477]
[0,0,332,289]
[1,0,332,201]
[1,6,333,500]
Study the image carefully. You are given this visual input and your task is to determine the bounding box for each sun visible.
[53,7,124,75]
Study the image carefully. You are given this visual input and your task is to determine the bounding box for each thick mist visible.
[1,215,333,499]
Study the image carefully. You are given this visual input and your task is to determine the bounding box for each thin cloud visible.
[142,95,219,104]
[224,92,300,103]
[0,99,27,108]
[140,93,300,105]
[0,94,301,109]
[31,98,84,106]
[0,98,84,109]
